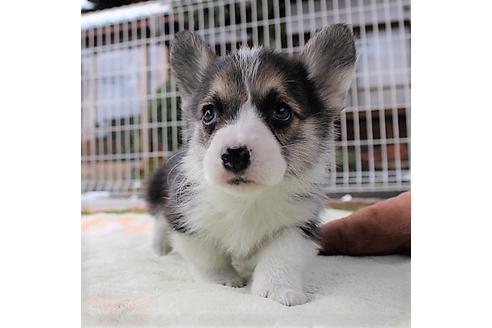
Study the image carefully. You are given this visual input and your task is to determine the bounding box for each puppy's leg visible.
[152,216,172,256]
[173,234,246,288]
[251,228,317,306]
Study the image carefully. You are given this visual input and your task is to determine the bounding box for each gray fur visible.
[145,149,196,233]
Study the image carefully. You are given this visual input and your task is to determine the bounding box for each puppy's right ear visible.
[170,31,216,102]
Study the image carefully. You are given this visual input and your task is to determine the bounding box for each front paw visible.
[216,275,247,288]
[152,237,171,256]
[252,284,307,306]
[152,220,171,256]
[195,269,247,288]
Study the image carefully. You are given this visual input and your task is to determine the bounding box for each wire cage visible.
[81,0,411,196]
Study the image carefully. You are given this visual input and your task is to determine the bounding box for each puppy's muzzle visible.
[221,146,250,174]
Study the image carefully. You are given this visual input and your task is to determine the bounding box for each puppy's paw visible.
[152,240,171,256]
[152,219,171,256]
[217,275,247,288]
[152,237,171,256]
[252,285,307,306]
[196,269,247,288]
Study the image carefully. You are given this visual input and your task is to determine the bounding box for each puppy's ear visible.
[300,24,357,109]
[170,31,216,102]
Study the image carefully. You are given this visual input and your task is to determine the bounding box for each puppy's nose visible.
[221,146,250,174]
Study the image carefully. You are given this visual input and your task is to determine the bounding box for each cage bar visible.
[81,0,411,196]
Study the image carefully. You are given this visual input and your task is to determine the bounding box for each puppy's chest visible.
[192,204,276,256]
[187,192,317,257]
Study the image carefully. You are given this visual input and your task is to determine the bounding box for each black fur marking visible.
[298,216,322,242]
[252,49,327,121]
[190,58,247,143]
[145,150,193,234]
[167,214,188,233]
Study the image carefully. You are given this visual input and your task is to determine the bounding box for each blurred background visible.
[81,0,410,210]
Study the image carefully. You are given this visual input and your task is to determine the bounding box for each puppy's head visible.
[171,25,356,191]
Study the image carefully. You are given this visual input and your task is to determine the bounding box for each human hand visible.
[319,192,411,256]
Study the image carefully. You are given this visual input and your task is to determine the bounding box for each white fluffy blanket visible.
[82,209,410,327]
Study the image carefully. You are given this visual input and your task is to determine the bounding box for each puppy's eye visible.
[202,104,218,126]
[271,103,292,124]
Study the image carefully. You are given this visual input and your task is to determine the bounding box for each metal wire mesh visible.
[81,0,411,195]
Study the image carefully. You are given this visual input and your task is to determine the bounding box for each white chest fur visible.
[185,182,320,258]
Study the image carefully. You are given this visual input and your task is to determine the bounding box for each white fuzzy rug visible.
[82,209,410,327]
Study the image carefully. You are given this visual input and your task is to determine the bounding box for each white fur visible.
[170,225,317,306]
[203,106,287,187]
[183,179,320,257]
[251,228,317,306]
[236,47,262,93]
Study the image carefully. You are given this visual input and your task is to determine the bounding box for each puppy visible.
[146,24,356,306]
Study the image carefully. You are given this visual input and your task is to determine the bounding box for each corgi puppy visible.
[146,24,356,306]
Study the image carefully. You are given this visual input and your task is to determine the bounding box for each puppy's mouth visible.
[227,176,253,186]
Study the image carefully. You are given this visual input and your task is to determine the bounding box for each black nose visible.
[221,146,251,174]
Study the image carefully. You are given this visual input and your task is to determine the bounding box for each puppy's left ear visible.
[301,24,357,110]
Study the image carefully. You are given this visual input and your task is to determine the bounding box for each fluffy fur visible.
[145,24,356,306]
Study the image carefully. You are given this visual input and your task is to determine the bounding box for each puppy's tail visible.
[152,215,172,256]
